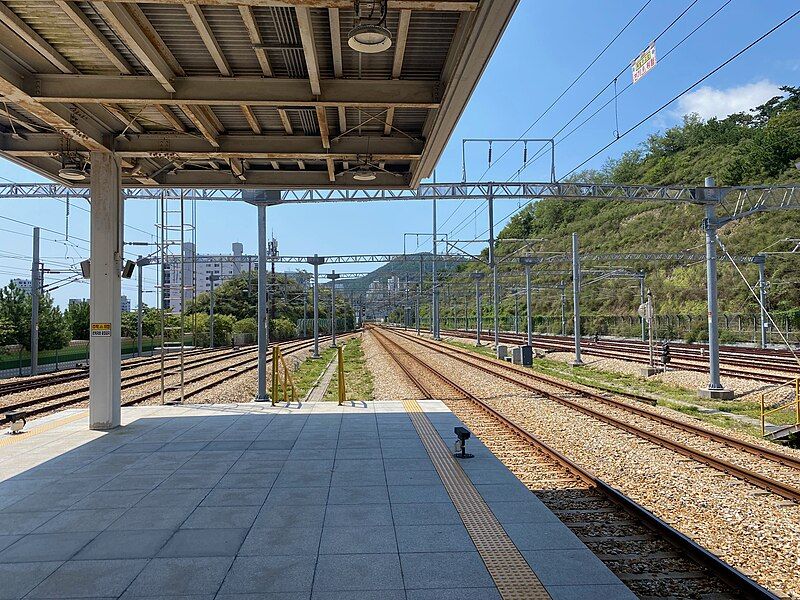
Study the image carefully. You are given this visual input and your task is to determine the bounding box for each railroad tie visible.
[402,399,551,600]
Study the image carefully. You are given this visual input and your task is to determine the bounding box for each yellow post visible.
[760,393,765,437]
[337,345,346,406]
[271,346,278,406]
[793,377,798,418]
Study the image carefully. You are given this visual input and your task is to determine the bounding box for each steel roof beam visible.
[91,1,177,92]
[155,169,408,188]
[1,132,422,159]
[55,1,133,75]
[186,4,232,76]
[26,75,438,108]
[0,3,77,74]
[88,0,478,9]
[384,9,411,136]
[238,5,272,76]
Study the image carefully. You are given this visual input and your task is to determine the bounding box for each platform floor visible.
[0,401,634,600]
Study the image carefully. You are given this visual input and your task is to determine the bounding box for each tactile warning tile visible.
[403,399,552,600]
[0,411,86,447]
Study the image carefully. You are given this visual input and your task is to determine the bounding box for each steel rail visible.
[0,345,241,396]
[389,327,800,502]
[0,337,329,423]
[443,328,795,385]
[369,326,780,600]
[407,328,800,470]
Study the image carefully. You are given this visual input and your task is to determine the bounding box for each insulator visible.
[523,143,528,165]
[488,143,492,166]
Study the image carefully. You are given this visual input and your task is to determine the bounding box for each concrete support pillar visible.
[525,265,532,346]
[308,255,325,357]
[89,152,123,429]
[756,255,768,348]
[137,257,143,356]
[255,204,268,401]
[432,198,440,339]
[488,191,498,347]
[571,233,583,366]
[699,178,733,399]
[30,227,40,376]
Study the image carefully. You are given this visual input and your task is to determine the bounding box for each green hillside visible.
[435,87,800,341]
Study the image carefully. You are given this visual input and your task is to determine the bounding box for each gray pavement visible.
[0,401,635,599]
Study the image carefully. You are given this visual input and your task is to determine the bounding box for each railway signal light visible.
[662,342,671,368]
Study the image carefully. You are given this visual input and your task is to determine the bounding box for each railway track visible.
[388,327,800,502]
[441,328,799,386]
[0,345,228,396]
[1,337,328,423]
[369,326,777,600]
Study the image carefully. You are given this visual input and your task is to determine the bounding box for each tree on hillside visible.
[65,300,89,340]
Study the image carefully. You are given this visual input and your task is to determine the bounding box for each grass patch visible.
[287,346,337,400]
[440,337,785,440]
[324,336,374,402]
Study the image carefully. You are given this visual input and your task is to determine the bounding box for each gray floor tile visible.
[388,498,457,525]
[28,559,148,598]
[109,505,194,530]
[0,535,21,552]
[504,522,585,551]
[253,505,326,529]
[395,524,473,553]
[312,592,405,600]
[217,593,309,600]
[238,526,322,556]
[228,458,285,474]
[487,500,561,524]
[327,486,388,505]
[74,529,174,559]
[125,556,233,596]
[33,508,125,534]
[159,471,225,489]
[400,552,494,589]
[330,470,386,487]
[383,459,435,472]
[100,473,167,491]
[313,553,403,591]
[273,471,331,488]
[158,528,247,557]
[0,561,62,600]
[181,506,259,529]
[406,589,501,600]
[1,511,59,535]
[475,483,533,502]
[219,556,316,594]
[319,526,396,554]
[264,486,329,506]
[136,487,210,508]
[200,488,270,507]
[0,532,97,563]
[71,490,147,510]
[384,470,441,486]
[217,473,277,489]
[388,485,450,504]
[324,504,393,528]
[522,549,623,586]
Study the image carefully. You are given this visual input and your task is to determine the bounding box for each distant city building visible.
[11,278,32,294]
[387,276,400,293]
[120,295,131,313]
[68,298,87,307]
[163,242,254,312]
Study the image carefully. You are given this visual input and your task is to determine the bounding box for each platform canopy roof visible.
[0,0,518,189]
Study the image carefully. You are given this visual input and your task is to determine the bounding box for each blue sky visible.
[1,0,798,308]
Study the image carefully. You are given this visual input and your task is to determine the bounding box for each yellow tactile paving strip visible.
[0,411,86,448]
[403,399,552,600]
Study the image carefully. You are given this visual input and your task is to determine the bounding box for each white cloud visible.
[676,80,783,120]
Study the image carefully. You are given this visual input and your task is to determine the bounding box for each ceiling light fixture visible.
[58,152,87,181]
[348,1,391,54]
[352,165,376,181]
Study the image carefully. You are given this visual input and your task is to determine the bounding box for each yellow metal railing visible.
[271,346,297,406]
[760,377,800,436]
[337,345,347,406]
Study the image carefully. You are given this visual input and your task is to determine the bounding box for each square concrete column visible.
[89,152,123,429]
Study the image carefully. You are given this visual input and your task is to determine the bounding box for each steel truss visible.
[2,181,799,223]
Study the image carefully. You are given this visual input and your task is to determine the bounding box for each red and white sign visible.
[632,42,656,83]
